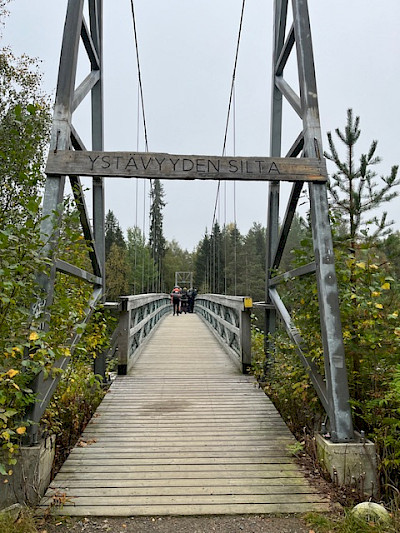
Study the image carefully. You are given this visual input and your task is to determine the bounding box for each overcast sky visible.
[3,0,400,250]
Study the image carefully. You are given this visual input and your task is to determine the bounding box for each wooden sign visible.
[46,150,327,182]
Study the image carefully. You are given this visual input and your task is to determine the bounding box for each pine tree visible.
[324,109,399,249]
[105,243,130,300]
[194,231,211,292]
[105,210,125,259]
[148,179,166,291]
[126,226,157,294]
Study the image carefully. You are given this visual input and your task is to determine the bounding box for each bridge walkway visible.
[42,313,331,516]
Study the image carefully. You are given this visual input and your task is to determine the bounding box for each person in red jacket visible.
[170,286,181,316]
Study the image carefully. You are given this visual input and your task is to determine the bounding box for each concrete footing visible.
[316,432,378,497]
[0,435,55,510]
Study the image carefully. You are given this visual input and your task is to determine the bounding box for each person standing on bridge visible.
[170,285,182,316]
[187,287,197,313]
[180,287,189,314]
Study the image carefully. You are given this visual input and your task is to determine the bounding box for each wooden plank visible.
[43,503,331,516]
[49,477,310,488]
[41,493,330,506]
[45,484,321,497]
[68,446,293,454]
[46,150,327,182]
[63,456,295,465]
[54,470,306,480]
[59,463,301,473]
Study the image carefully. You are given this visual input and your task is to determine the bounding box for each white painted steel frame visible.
[196,295,252,374]
[27,0,105,444]
[266,0,354,442]
[117,294,171,375]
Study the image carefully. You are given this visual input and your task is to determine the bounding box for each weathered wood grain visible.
[42,314,331,516]
[46,150,327,182]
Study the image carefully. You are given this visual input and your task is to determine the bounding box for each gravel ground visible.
[39,514,313,533]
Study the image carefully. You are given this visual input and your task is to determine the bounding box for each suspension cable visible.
[130,0,149,152]
[211,0,246,231]
[210,0,246,293]
[233,82,238,295]
[221,0,246,158]
[133,85,140,294]
[129,0,151,293]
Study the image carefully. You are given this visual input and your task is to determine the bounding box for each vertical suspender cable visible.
[210,0,246,294]
[129,0,150,293]
[233,83,238,296]
[133,84,140,294]
[130,0,149,152]
[224,181,227,295]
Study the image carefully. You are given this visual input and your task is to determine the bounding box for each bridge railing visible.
[195,294,252,373]
[116,293,170,375]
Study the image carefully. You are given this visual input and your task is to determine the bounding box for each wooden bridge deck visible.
[43,313,331,516]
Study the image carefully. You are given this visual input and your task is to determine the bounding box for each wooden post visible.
[240,306,252,374]
[93,349,106,381]
[117,302,130,375]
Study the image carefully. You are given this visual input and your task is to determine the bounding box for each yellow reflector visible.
[244,297,253,308]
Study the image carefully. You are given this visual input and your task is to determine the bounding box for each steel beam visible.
[266,0,354,442]
[72,70,101,112]
[81,16,100,69]
[272,181,303,270]
[265,0,288,369]
[292,0,353,441]
[55,259,102,285]
[275,24,295,76]
[269,288,329,412]
[90,0,105,287]
[274,76,302,118]
[269,261,316,286]
[69,175,102,277]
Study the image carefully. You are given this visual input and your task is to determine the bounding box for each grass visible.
[0,508,39,533]
[306,510,399,533]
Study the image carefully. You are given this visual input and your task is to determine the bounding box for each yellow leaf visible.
[356,262,366,269]
[29,331,39,341]
[6,369,19,379]
[1,431,10,441]
[371,291,381,297]
[16,427,26,435]
[375,303,383,310]
[381,282,391,290]
[370,264,379,270]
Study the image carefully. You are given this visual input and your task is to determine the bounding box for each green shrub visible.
[252,242,400,500]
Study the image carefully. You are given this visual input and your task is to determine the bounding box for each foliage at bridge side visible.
[252,111,400,502]
[0,43,111,478]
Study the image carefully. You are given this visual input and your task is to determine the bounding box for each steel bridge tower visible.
[27,0,105,443]
[32,0,354,443]
[265,0,353,442]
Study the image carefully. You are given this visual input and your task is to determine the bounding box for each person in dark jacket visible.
[188,287,197,313]
[170,286,181,315]
[180,287,189,314]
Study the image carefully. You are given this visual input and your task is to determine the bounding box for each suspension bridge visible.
[3,0,367,517]
[41,301,331,516]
